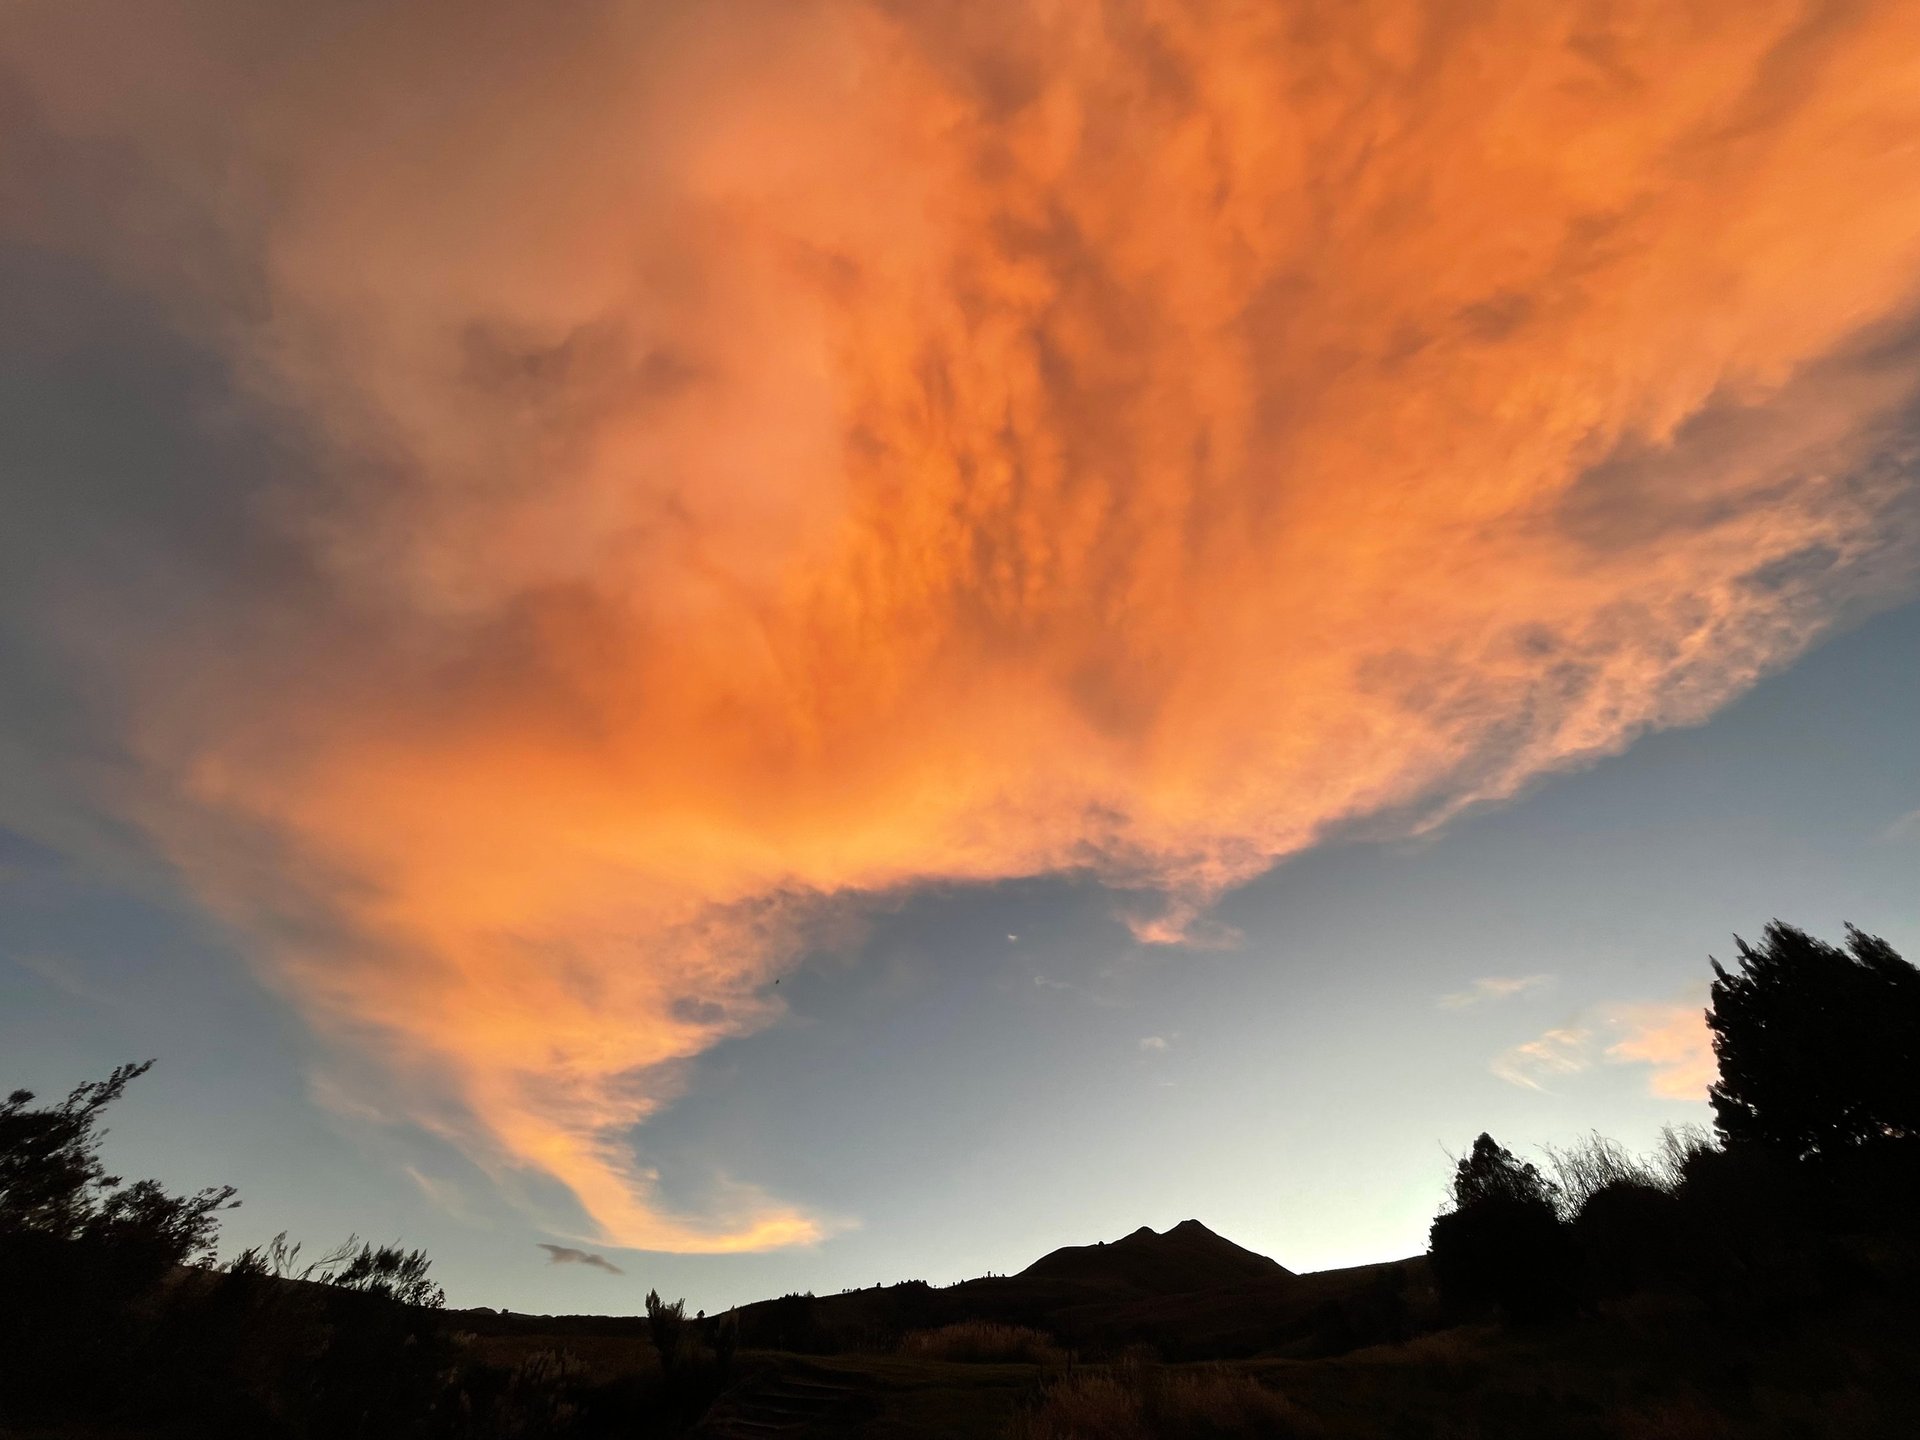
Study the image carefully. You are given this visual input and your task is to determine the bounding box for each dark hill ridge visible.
[454,1220,1419,1361]
[690,1219,1372,1360]
[1019,1218,1292,1296]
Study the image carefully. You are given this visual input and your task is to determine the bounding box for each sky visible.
[1,0,1918,1315]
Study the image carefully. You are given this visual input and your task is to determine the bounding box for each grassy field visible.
[10,1287,1916,1439]
[464,1287,1920,1440]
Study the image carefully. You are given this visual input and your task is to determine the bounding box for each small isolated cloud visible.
[1604,1000,1715,1100]
[537,1243,624,1276]
[1033,974,1071,991]
[1440,974,1552,1009]
[9,951,117,1006]
[1138,1035,1170,1052]
[1883,807,1920,842]
[1491,1026,1592,1090]
[1121,901,1244,951]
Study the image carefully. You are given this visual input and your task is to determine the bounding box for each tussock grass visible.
[1009,1361,1318,1439]
[899,1321,1062,1365]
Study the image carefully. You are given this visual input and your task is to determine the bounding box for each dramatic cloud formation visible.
[1440,976,1553,1010]
[537,1243,625,1277]
[5,2,1920,1248]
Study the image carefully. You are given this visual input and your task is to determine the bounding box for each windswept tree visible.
[1,1059,472,1435]
[1707,922,1920,1161]
[0,1060,235,1267]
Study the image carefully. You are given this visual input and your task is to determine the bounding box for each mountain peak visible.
[1019,1219,1290,1295]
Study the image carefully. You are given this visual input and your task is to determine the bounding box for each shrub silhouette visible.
[2,1057,722,1436]
[645,1287,686,1372]
[712,1308,740,1379]
[1708,922,1920,1163]
[1542,1131,1658,1219]
[1430,921,1920,1324]
[0,1060,476,1436]
[0,1059,237,1265]
[743,1289,830,1352]
[327,1237,447,1308]
[1571,1179,1686,1298]
[0,1061,244,1416]
[1428,1133,1574,1324]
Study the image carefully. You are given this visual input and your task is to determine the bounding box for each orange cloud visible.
[1605,1000,1718,1101]
[6,2,1920,1248]
[1492,996,1715,1099]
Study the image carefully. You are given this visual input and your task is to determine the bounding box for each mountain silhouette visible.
[446,1218,1372,1363]
[1019,1219,1291,1296]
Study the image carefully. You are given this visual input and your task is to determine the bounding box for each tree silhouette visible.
[1449,1132,1558,1209]
[1707,922,1920,1161]
[0,1060,235,1266]
[1428,1134,1573,1323]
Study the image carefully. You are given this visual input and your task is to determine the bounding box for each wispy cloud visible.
[1440,975,1552,1010]
[537,1243,624,1276]
[1491,1027,1593,1091]
[1492,994,1714,1099]
[1883,807,1920,842]
[1138,1035,1169,1053]
[404,1166,485,1226]
[8,950,119,1006]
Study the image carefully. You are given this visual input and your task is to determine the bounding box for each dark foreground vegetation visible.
[4,920,1918,1438]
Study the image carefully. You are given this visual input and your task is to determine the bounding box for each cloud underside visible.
[5,2,1920,1249]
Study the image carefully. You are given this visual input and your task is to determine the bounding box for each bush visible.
[1,1062,243,1420]
[1544,1132,1658,1218]
[740,1290,832,1353]
[1572,1179,1686,1297]
[0,1060,465,1437]
[645,1288,685,1372]
[1428,1134,1575,1324]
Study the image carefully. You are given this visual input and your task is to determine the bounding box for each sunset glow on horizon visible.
[5,1,1920,1266]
